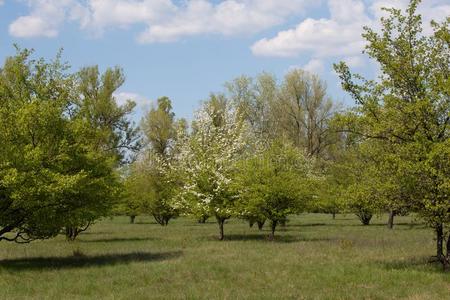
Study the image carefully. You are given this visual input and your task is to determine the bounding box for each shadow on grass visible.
[80,231,113,235]
[0,251,182,271]
[286,223,327,228]
[376,256,445,273]
[79,237,157,243]
[201,234,334,243]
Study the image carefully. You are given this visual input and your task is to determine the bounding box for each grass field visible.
[0,214,449,299]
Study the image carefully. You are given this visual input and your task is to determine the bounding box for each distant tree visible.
[334,0,450,265]
[135,97,184,226]
[275,69,340,159]
[225,72,277,142]
[116,166,143,224]
[235,140,317,239]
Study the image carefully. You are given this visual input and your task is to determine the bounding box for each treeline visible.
[0,0,449,268]
[118,0,450,268]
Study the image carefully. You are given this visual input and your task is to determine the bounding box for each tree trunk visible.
[257,219,265,230]
[218,218,225,241]
[130,215,136,224]
[332,212,336,220]
[436,223,444,262]
[357,211,372,225]
[387,210,395,229]
[65,227,79,241]
[249,219,254,228]
[198,215,208,223]
[269,220,277,240]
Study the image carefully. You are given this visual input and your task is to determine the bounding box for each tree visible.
[135,97,183,226]
[334,0,450,266]
[235,140,316,239]
[63,65,140,240]
[275,69,340,159]
[225,73,278,142]
[0,48,122,243]
[116,166,143,224]
[177,97,248,240]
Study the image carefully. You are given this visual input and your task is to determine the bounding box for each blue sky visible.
[0,0,448,120]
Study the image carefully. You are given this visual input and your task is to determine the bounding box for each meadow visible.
[0,214,449,300]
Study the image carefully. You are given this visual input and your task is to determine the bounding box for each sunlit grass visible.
[1,214,449,299]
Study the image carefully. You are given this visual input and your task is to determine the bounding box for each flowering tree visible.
[177,97,248,240]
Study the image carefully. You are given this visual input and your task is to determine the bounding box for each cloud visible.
[251,0,370,58]
[114,91,151,108]
[251,0,450,58]
[302,59,325,75]
[9,0,72,38]
[137,0,311,43]
[9,0,449,50]
[9,0,312,41]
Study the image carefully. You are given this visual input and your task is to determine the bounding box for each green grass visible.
[1,214,449,299]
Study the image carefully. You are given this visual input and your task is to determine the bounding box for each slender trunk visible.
[332,212,336,220]
[198,215,208,223]
[387,210,395,229]
[436,223,444,262]
[446,232,450,270]
[130,215,136,224]
[218,218,225,241]
[257,220,265,230]
[269,220,277,240]
[249,220,254,228]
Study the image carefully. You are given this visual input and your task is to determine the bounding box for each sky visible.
[0,0,449,120]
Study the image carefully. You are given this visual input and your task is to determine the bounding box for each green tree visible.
[63,65,140,240]
[135,97,183,226]
[235,140,316,239]
[0,48,122,243]
[334,0,450,265]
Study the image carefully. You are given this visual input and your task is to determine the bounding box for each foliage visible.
[234,140,317,238]
[334,0,450,264]
[0,48,127,242]
[177,98,249,240]
[121,97,184,226]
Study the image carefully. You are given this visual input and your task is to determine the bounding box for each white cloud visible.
[251,0,450,58]
[9,0,312,41]
[114,91,151,108]
[9,0,73,38]
[251,0,370,58]
[303,59,325,75]
[138,0,311,43]
[9,0,449,50]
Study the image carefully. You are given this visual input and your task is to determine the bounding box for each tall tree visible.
[334,0,450,266]
[134,97,183,226]
[276,69,339,158]
[63,65,140,240]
